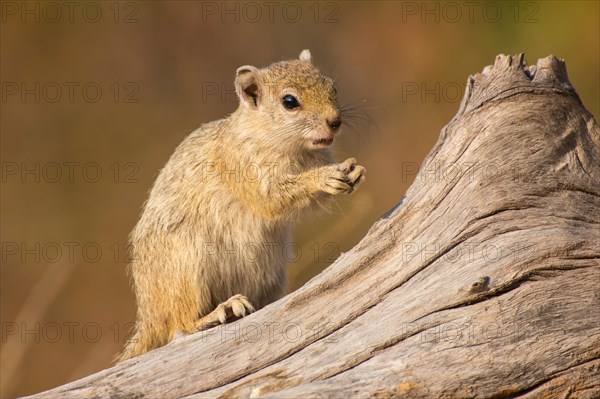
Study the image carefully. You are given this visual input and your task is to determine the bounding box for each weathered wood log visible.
[27,54,599,399]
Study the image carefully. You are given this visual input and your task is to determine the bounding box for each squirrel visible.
[117,49,365,362]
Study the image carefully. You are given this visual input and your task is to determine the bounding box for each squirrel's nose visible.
[327,117,342,131]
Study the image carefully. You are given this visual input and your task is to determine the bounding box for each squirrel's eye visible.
[282,95,300,110]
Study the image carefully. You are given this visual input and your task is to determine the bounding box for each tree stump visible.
[26,54,600,399]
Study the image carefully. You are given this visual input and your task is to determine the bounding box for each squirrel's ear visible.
[299,49,312,64]
[235,65,260,108]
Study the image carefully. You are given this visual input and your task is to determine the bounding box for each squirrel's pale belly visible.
[189,196,289,311]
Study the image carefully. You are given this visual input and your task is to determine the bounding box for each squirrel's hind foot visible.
[195,294,255,331]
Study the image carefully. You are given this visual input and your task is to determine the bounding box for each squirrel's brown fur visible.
[117,50,365,362]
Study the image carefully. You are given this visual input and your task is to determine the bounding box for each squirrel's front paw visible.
[196,294,255,330]
[322,158,366,195]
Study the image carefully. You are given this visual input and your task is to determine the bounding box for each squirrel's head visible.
[234,50,341,152]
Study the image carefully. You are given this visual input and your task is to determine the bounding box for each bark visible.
[26,54,600,399]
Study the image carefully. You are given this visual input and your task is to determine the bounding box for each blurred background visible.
[1,1,598,397]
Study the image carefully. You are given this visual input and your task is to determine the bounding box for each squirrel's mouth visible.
[312,137,334,146]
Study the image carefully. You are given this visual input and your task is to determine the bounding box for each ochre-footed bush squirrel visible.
[117,50,365,361]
